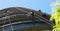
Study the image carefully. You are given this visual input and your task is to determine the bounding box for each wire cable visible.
[15,8,54,26]
[35,14,55,26]
[8,16,14,31]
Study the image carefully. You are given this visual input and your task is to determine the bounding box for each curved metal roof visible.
[0,7,54,31]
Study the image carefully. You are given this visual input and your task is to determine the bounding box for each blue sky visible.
[0,0,56,14]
